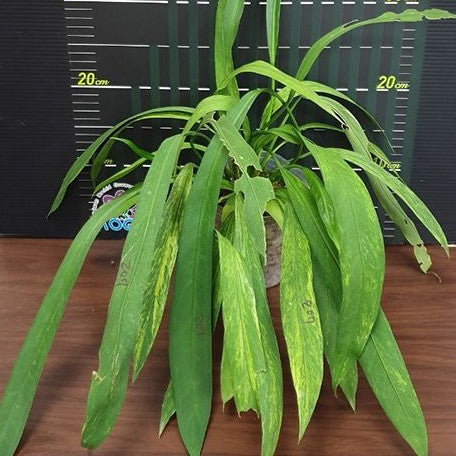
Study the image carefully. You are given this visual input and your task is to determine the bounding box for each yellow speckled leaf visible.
[280,201,323,439]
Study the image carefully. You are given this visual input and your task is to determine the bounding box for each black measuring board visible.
[1,0,455,243]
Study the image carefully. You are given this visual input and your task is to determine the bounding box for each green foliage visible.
[1,2,454,456]
[0,186,141,455]
[82,135,183,448]
[280,201,323,439]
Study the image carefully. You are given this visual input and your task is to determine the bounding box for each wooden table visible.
[0,239,455,455]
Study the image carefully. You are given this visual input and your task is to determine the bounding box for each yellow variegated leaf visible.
[132,163,194,380]
[280,201,323,439]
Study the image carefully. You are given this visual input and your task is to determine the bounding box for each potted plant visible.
[0,2,453,455]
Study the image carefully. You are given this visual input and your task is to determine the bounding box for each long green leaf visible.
[302,168,341,252]
[280,201,323,440]
[280,173,358,408]
[49,107,192,214]
[283,172,430,454]
[159,214,236,436]
[112,137,154,160]
[297,9,456,80]
[0,187,140,456]
[310,144,385,389]
[81,135,182,448]
[266,0,281,66]
[373,181,432,273]
[218,232,267,412]
[221,61,324,108]
[360,142,432,273]
[360,311,428,456]
[214,0,245,96]
[93,158,147,195]
[233,195,283,456]
[168,90,262,456]
[326,147,449,255]
[132,164,194,381]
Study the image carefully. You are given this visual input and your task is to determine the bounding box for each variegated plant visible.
[0,2,453,456]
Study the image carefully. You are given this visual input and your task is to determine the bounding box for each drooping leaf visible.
[221,61,325,110]
[302,168,341,252]
[283,171,430,454]
[234,174,275,256]
[218,232,267,412]
[280,201,323,440]
[0,187,141,456]
[183,95,238,134]
[327,147,449,255]
[233,195,283,456]
[159,214,234,437]
[81,135,183,449]
[360,310,428,456]
[296,9,456,80]
[93,158,147,194]
[49,107,193,214]
[112,137,154,160]
[220,343,235,406]
[362,142,431,273]
[168,90,263,456]
[373,182,432,273]
[280,172,358,408]
[132,164,194,381]
[309,143,385,390]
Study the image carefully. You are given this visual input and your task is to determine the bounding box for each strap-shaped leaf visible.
[169,90,263,456]
[132,164,194,381]
[266,0,281,66]
[280,173,358,408]
[233,196,283,456]
[81,135,182,448]
[259,9,455,133]
[159,213,236,437]
[302,168,341,252]
[111,137,154,160]
[218,232,267,412]
[328,147,449,255]
[283,172,430,454]
[373,181,432,273]
[221,61,325,109]
[310,144,385,389]
[360,311,428,456]
[353,140,432,273]
[214,0,245,96]
[93,141,203,196]
[0,187,140,456]
[93,158,147,194]
[296,9,456,80]
[49,107,193,214]
[234,174,275,256]
[280,201,323,439]
[183,95,238,134]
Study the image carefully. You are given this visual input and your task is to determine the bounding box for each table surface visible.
[0,239,454,456]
